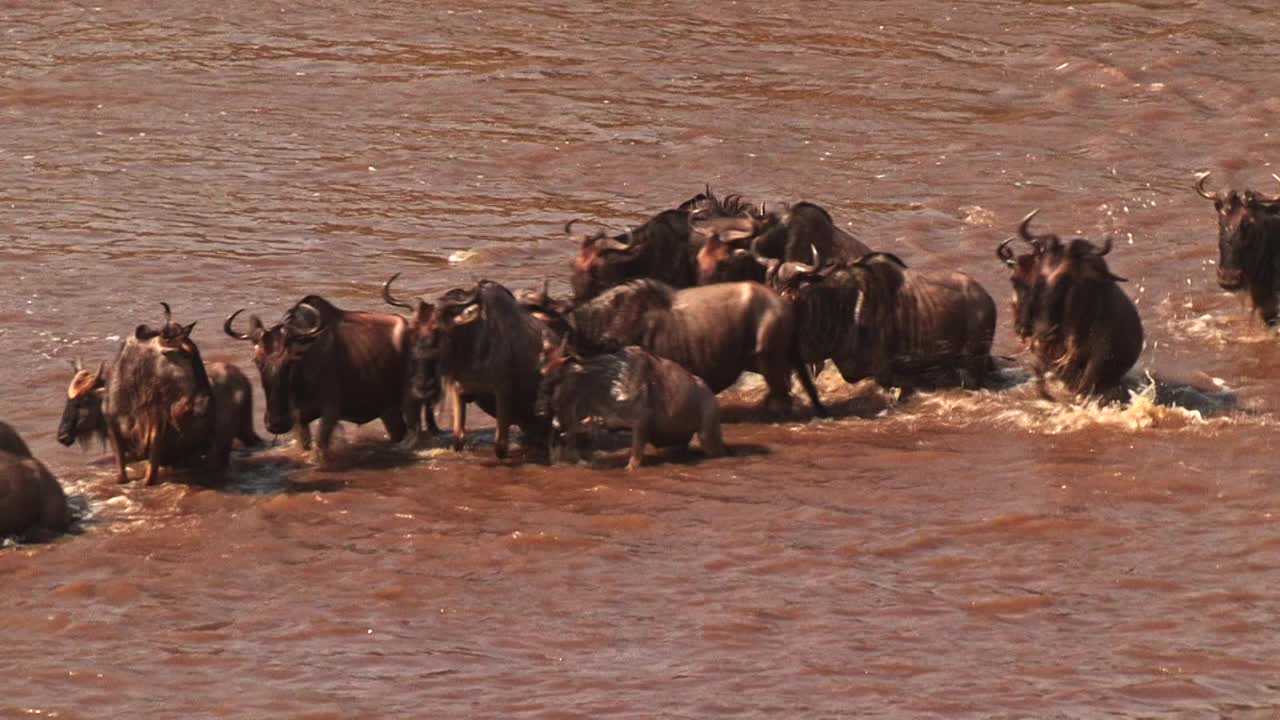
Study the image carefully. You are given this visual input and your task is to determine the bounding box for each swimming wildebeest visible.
[772,252,996,392]
[0,421,71,539]
[998,210,1143,400]
[380,273,444,437]
[552,279,826,416]
[423,280,554,460]
[225,295,425,460]
[537,342,726,470]
[1196,172,1280,325]
[97,304,256,484]
[568,209,698,301]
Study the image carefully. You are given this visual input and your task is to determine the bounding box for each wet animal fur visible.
[777,253,996,391]
[0,421,71,539]
[537,345,725,470]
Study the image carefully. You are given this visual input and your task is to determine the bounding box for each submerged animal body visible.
[0,421,71,539]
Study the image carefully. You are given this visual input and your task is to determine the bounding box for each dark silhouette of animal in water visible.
[537,342,725,470]
[997,210,1143,400]
[0,420,71,539]
[1196,172,1280,325]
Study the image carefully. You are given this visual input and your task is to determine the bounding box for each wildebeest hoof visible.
[451,438,465,452]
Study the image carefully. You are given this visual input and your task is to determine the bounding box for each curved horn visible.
[382,272,414,311]
[1097,236,1113,256]
[564,218,582,236]
[1017,209,1040,242]
[223,309,253,341]
[996,236,1017,266]
[160,301,172,325]
[1195,172,1219,201]
[291,304,327,338]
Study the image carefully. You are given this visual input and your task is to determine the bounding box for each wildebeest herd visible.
[2,176,1277,540]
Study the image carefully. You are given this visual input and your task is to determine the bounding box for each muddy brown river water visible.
[3,1,1280,717]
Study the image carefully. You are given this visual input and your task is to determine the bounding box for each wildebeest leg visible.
[756,317,793,415]
[1256,289,1280,327]
[385,400,411,448]
[698,402,727,458]
[1035,372,1054,401]
[207,433,233,479]
[793,357,827,418]
[574,431,594,463]
[449,382,467,452]
[627,417,651,471]
[315,404,340,465]
[493,391,511,460]
[295,416,313,451]
[424,404,441,435]
[108,423,130,484]
[143,424,163,486]
[238,395,263,448]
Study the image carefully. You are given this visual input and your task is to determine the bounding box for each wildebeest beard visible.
[565,279,676,356]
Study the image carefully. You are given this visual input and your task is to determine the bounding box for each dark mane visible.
[568,279,676,354]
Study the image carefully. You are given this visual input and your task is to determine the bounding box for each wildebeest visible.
[0,420,71,539]
[381,273,444,437]
[57,356,259,455]
[100,304,255,484]
[697,200,874,286]
[555,279,826,416]
[424,280,554,460]
[997,210,1143,399]
[537,341,726,470]
[774,252,996,392]
[225,295,424,460]
[752,201,872,266]
[568,209,697,301]
[1196,172,1280,325]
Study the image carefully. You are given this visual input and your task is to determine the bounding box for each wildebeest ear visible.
[135,324,159,340]
[455,303,482,325]
[181,321,197,337]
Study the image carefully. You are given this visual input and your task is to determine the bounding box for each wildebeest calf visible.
[537,342,726,470]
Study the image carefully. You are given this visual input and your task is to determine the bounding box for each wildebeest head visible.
[383,272,441,403]
[224,298,327,434]
[1196,172,1280,291]
[695,225,768,285]
[567,209,695,301]
[134,302,200,359]
[1005,209,1126,341]
[57,357,107,447]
